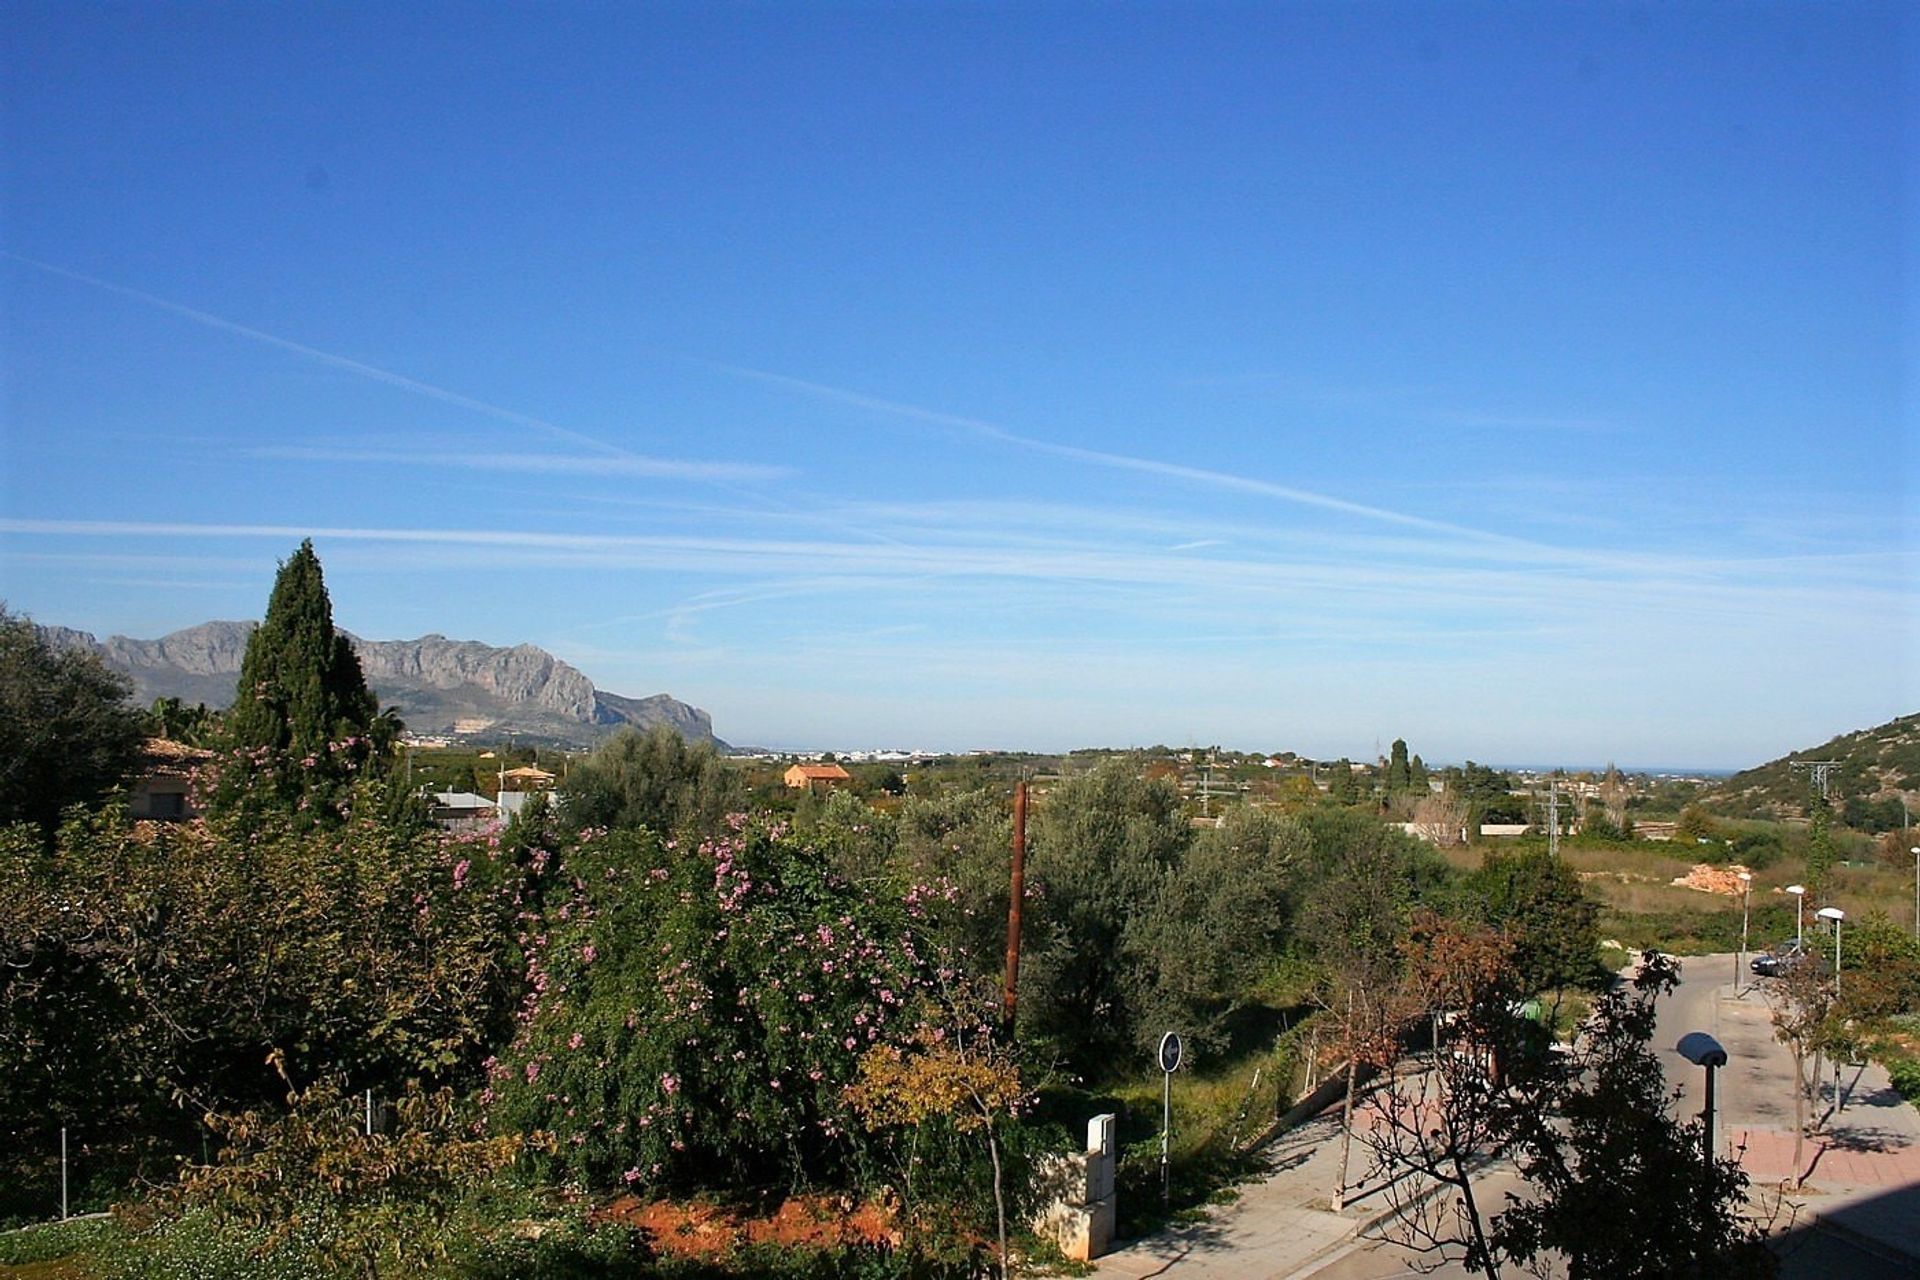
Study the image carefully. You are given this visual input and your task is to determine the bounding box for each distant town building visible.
[127,737,214,821]
[784,763,852,792]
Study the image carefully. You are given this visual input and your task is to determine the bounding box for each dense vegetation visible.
[2,552,1915,1278]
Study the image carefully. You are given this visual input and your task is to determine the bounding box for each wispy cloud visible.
[251,445,786,485]
[698,360,1567,548]
[1181,372,1619,435]
[6,516,1908,632]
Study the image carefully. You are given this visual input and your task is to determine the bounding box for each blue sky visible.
[3,2,1914,767]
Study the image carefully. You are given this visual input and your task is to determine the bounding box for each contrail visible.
[2,253,920,548]
[3,251,628,456]
[697,358,1541,548]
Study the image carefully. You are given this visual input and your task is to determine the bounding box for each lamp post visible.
[1817,906,1845,999]
[1736,871,1752,993]
[1816,906,1845,1111]
[1786,884,1806,950]
[1677,1032,1728,1160]
[1910,847,1918,943]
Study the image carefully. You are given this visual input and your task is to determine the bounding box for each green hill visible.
[1702,711,1920,822]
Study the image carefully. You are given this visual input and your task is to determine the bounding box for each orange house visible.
[783,763,852,792]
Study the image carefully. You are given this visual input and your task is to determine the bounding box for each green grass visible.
[0,1218,118,1269]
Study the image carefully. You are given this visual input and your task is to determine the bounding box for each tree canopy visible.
[559,723,743,838]
[0,606,147,831]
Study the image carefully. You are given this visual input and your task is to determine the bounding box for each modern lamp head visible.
[1817,906,1845,923]
[1737,872,1752,883]
[1676,1031,1728,1068]
[1785,884,1806,896]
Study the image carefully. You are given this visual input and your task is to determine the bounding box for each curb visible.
[1801,1197,1920,1269]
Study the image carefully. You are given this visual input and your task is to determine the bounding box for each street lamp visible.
[1785,884,1806,950]
[1736,871,1753,993]
[1817,906,1845,998]
[1677,1031,1728,1160]
[1816,905,1846,1112]
[1910,848,1918,943]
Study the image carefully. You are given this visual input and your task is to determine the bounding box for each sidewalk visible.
[1714,982,1920,1266]
[1091,1107,1383,1279]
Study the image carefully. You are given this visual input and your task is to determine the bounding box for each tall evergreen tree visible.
[1330,758,1360,804]
[211,542,382,822]
[1387,738,1412,792]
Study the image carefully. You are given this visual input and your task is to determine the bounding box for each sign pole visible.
[1157,1032,1183,1205]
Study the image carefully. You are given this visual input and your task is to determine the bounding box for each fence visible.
[4,1090,389,1229]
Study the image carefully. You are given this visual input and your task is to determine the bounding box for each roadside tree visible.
[1497,953,1774,1279]
[1764,950,1836,1185]
[850,1022,1027,1279]
[1354,914,1532,1276]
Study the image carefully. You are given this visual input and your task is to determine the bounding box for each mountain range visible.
[36,621,722,749]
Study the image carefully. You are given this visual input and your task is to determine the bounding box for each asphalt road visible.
[1652,950,1811,1151]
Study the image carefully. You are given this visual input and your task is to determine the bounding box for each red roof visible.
[788,763,852,781]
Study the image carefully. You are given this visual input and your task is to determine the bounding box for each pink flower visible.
[568,1032,584,1050]
[660,1073,680,1095]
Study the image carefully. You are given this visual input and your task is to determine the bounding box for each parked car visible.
[1750,939,1807,977]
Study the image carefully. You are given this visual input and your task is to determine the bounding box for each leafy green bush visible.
[1887,1057,1920,1104]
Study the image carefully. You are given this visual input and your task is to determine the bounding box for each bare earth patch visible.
[1669,863,1754,895]
[600,1193,900,1260]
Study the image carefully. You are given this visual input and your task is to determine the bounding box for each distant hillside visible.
[1701,712,1919,818]
[37,620,723,749]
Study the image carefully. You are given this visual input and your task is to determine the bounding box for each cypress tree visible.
[1330,758,1360,804]
[213,541,380,821]
[1387,738,1412,792]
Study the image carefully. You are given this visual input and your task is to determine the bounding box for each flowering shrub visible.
[0,803,525,1184]
[485,817,943,1193]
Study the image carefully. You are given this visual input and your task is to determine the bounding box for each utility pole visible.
[1790,760,1841,801]
[1002,780,1028,1032]
[1548,779,1560,858]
